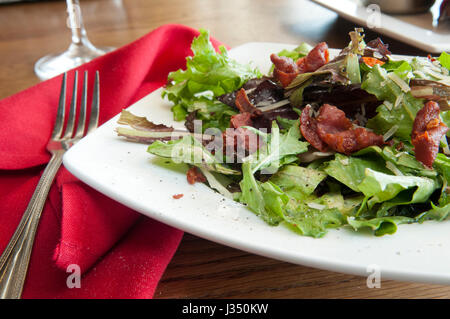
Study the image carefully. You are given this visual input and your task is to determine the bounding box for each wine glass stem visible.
[66,0,88,45]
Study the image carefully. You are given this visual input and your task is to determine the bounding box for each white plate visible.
[311,0,450,53]
[64,42,450,285]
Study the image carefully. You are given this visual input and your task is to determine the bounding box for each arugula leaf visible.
[346,53,361,84]
[419,204,450,222]
[434,153,450,182]
[276,116,300,131]
[441,111,450,137]
[239,162,285,225]
[245,121,309,174]
[198,167,239,200]
[147,135,240,175]
[347,216,415,236]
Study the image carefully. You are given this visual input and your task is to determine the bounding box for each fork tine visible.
[86,71,100,134]
[74,71,88,139]
[62,71,78,139]
[51,73,67,139]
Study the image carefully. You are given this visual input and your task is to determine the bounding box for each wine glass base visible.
[34,45,115,81]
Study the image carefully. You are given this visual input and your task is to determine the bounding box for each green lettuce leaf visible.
[419,204,450,222]
[347,216,415,236]
[441,111,450,137]
[358,169,440,207]
[434,153,450,182]
[269,42,312,74]
[239,162,285,225]
[162,29,261,128]
[439,52,450,70]
[324,151,440,214]
[362,64,424,140]
[324,153,389,192]
[238,122,309,224]
[240,160,347,237]
[410,56,450,82]
[283,200,346,238]
[354,145,438,178]
[416,154,450,222]
[276,43,313,61]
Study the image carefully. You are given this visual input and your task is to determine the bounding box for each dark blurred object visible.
[439,0,449,21]
[363,0,436,14]
[0,0,41,3]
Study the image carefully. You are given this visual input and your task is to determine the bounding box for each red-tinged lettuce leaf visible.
[363,38,391,62]
[116,110,215,144]
[116,127,190,144]
[117,110,174,132]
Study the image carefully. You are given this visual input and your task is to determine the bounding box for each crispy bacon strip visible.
[412,101,449,168]
[223,127,261,155]
[302,42,329,73]
[300,104,385,154]
[235,88,262,116]
[230,112,253,129]
[271,42,329,87]
[225,89,265,156]
[300,104,329,152]
[316,104,385,154]
[270,54,299,88]
[186,166,207,185]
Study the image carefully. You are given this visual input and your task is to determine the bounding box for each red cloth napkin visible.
[0,24,224,299]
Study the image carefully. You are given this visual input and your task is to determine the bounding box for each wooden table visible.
[1,0,449,298]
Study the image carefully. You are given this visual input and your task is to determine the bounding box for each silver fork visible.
[0,71,100,299]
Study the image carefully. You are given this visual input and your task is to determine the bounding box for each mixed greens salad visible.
[117,28,450,238]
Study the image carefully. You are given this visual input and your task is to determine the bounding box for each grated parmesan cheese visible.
[388,72,410,93]
[383,125,399,141]
[307,202,326,210]
[257,99,290,112]
[394,93,404,109]
[384,100,393,111]
[386,161,404,176]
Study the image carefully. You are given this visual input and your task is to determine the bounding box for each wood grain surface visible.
[1,0,450,298]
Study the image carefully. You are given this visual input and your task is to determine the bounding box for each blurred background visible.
[0,0,439,99]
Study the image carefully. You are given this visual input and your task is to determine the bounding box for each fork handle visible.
[0,151,64,299]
